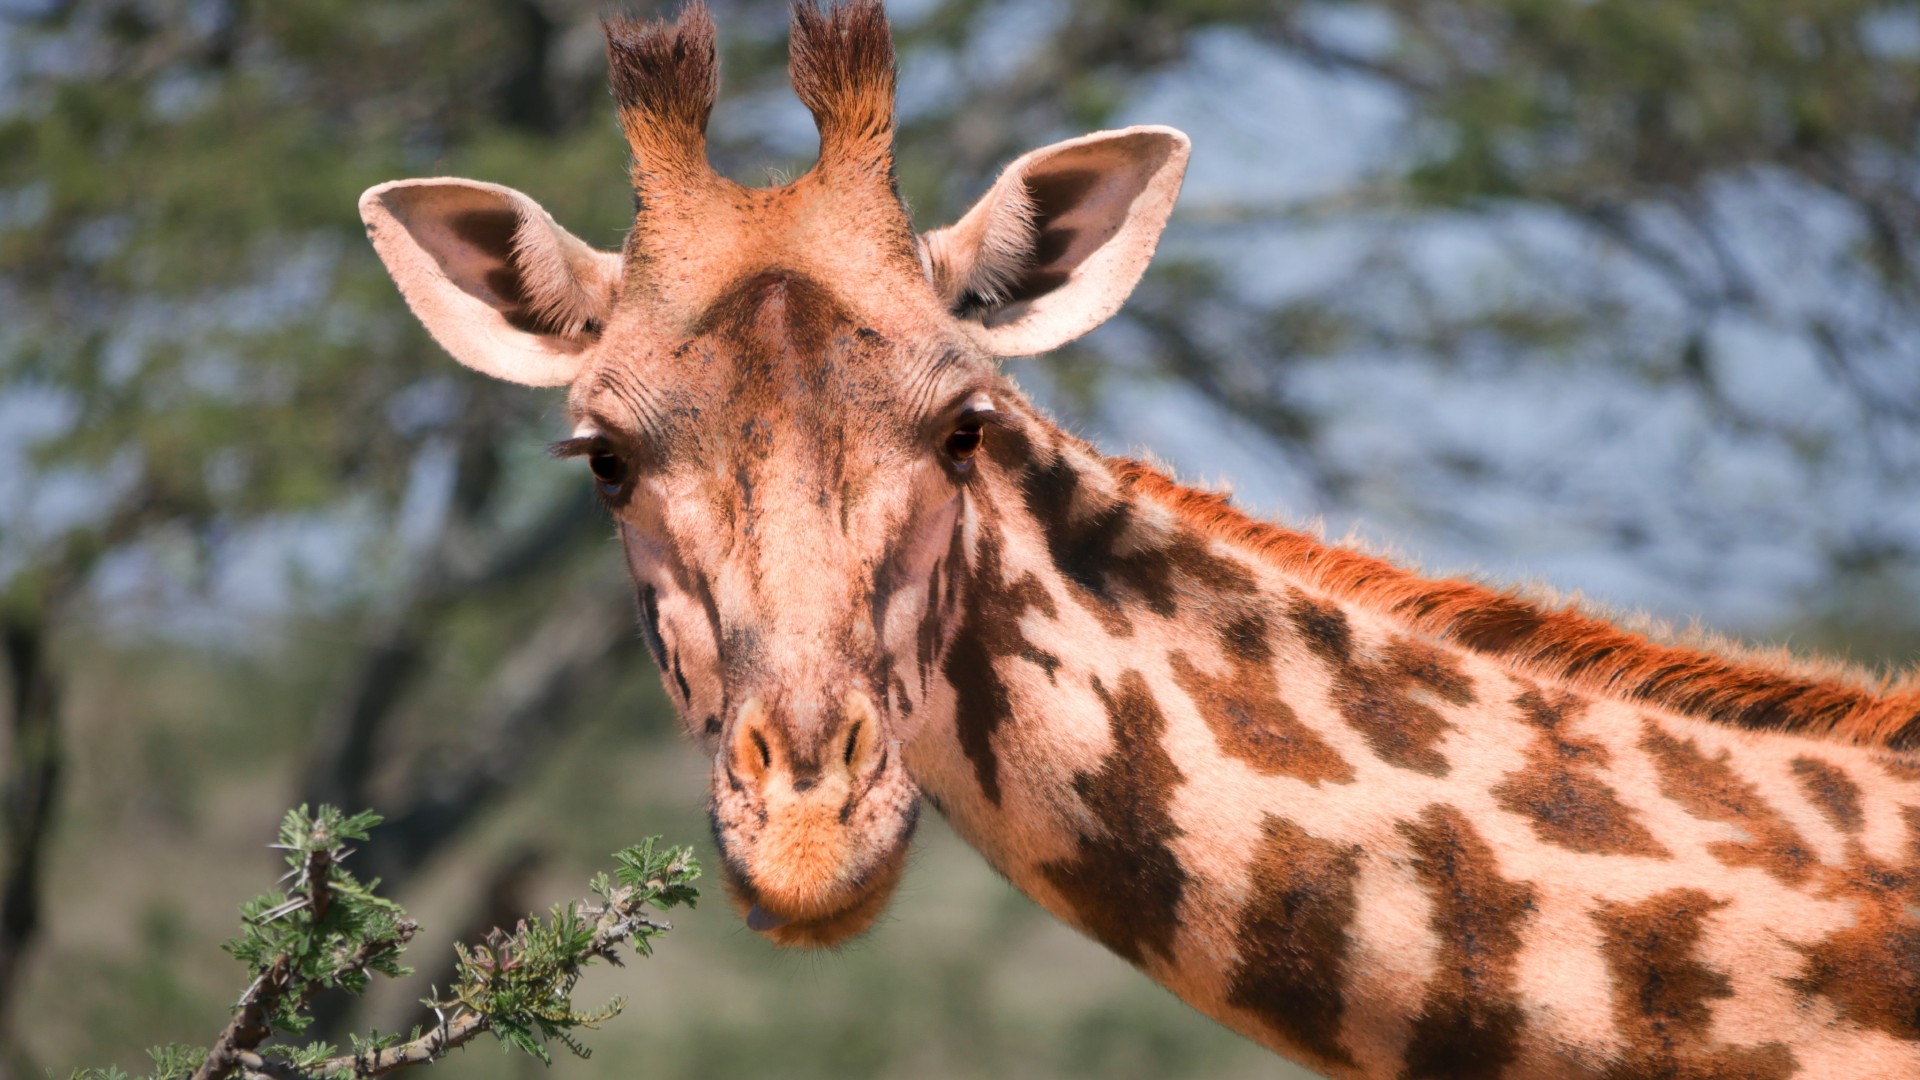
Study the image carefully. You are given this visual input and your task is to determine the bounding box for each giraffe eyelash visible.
[548,436,604,460]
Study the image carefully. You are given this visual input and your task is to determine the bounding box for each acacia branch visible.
[232,1013,489,1080]
[228,887,671,1080]
[193,921,421,1080]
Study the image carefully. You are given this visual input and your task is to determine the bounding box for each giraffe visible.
[357,3,1920,1076]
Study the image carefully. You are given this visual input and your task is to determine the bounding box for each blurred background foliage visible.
[1,1,1917,1078]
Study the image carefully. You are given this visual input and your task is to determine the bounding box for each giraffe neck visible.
[899,411,1920,1079]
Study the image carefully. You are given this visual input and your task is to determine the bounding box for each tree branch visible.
[227,865,679,1080]
[232,1013,488,1080]
[192,918,421,1080]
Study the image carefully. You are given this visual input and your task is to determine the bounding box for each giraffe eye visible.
[588,451,628,494]
[945,422,985,464]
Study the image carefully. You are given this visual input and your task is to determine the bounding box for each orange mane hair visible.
[1113,459,1920,753]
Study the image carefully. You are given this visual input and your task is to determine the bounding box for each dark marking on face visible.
[1019,452,1255,637]
[1491,688,1670,857]
[698,270,833,361]
[1593,888,1799,1079]
[915,557,945,696]
[636,585,669,671]
[1225,814,1361,1071]
[943,525,1059,806]
[1290,595,1472,776]
[838,477,858,535]
[670,648,692,703]
[1640,722,1816,886]
[721,624,763,684]
[1038,669,1188,968]
[1168,612,1353,785]
[1790,756,1864,834]
[691,573,727,669]
[1788,806,1920,1041]
[734,463,755,509]
[1397,804,1534,1079]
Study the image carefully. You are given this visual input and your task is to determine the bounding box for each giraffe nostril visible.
[837,691,882,775]
[843,720,862,767]
[730,696,777,782]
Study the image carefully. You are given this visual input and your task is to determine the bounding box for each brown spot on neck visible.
[1397,804,1534,1079]
[1788,806,1920,1041]
[1593,888,1798,1079]
[1225,814,1362,1071]
[1880,755,1920,783]
[1019,451,1254,637]
[1169,610,1353,785]
[1790,756,1864,834]
[1491,687,1670,857]
[1289,594,1473,776]
[1038,669,1188,967]
[1641,722,1817,886]
[1287,591,1353,665]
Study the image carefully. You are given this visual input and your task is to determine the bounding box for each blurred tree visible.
[0,0,649,1063]
[2,1,1917,1079]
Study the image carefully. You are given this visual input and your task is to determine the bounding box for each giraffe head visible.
[358,0,1188,947]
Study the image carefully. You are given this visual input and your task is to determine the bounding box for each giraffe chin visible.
[718,819,915,948]
[727,840,912,948]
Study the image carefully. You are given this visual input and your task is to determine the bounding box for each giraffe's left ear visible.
[920,125,1189,357]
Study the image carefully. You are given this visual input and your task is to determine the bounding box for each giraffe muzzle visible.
[708,690,922,947]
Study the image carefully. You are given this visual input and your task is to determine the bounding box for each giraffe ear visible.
[921,126,1189,358]
[359,178,621,387]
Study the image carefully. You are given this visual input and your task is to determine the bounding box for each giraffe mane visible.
[1112,458,1920,753]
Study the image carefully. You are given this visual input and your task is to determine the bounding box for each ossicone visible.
[788,0,898,181]
[603,3,721,190]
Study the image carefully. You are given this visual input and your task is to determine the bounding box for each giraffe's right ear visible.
[359,178,621,387]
